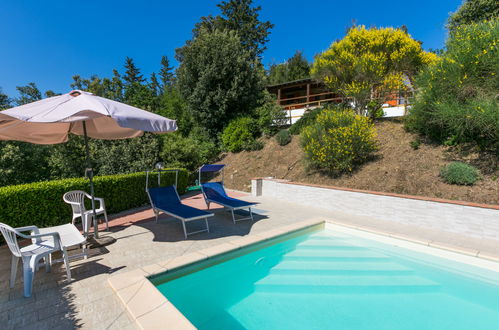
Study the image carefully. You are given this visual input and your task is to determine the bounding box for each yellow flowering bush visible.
[301,108,378,173]
[407,20,498,151]
[312,26,437,114]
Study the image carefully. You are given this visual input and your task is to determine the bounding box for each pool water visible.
[154,228,499,329]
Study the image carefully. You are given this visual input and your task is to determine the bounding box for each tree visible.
[268,50,310,84]
[44,90,60,98]
[158,88,193,136]
[176,28,264,136]
[15,82,42,105]
[194,0,273,59]
[448,0,499,32]
[0,87,10,109]
[159,55,174,92]
[123,57,145,84]
[150,72,160,96]
[312,26,437,114]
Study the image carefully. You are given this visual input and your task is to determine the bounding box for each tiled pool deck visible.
[1,191,498,329]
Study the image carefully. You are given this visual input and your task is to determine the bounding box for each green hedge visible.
[0,169,188,229]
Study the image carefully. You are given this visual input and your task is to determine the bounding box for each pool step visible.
[296,240,368,250]
[254,274,440,294]
[283,249,390,261]
[270,261,414,276]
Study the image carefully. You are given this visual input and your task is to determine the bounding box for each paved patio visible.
[1,190,498,329]
[0,191,334,329]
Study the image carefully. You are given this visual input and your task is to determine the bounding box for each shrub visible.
[366,100,385,120]
[440,162,480,185]
[160,128,219,172]
[406,20,499,152]
[410,139,421,150]
[289,107,324,135]
[275,129,292,146]
[221,117,260,152]
[0,170,188,230]
[256,91,289,136]
[301,109,378,173]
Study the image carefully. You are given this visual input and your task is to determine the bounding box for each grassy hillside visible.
[219,120,498,205]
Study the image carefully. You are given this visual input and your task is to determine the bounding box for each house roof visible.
[266,78,320,90]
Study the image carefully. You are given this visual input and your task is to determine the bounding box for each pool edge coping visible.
[107,218,326,330]
[325,219,499,264]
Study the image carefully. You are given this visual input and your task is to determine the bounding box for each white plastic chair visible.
[63,190,109,233]
[0,223,61,297]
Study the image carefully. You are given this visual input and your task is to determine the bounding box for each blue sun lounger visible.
[201,182,256,223]
[147,186,213,238]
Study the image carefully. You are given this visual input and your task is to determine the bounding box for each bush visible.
[301,108,378,173]
[406,20,499,152]
[275,129,292,146]
[160,128,219,172]
[221,117,260,152]
[289,107,324,135]
[256,91,289,136]
[0,170,188,230]
[440,162,480,185]
[410,139,421,150]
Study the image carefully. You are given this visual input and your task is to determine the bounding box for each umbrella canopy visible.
[0,90,177,143]
[0,90,177,241]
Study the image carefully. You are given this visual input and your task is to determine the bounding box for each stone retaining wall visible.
[252,178,499,242]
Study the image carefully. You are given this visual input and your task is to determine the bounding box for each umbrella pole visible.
[82,121,99,239]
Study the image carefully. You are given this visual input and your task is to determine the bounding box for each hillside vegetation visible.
[219,120,498,205]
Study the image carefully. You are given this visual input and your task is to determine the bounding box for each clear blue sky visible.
[0,0,461,97]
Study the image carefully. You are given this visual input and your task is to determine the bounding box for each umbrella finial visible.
[69,90,82,97]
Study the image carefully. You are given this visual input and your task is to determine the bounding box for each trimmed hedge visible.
[0,169,188,229]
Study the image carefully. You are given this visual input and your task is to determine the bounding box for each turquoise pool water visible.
[154,228,499,329]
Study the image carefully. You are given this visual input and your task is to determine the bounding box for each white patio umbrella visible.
[0,90,177,241]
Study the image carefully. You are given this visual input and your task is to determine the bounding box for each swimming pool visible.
[152,226,499,329]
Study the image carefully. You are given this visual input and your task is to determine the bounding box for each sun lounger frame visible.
[146,183,212,239]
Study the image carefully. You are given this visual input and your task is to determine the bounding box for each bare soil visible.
[218,120,498,205]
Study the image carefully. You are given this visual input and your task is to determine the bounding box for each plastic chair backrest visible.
[148,186,181,207]
[202,182,228,199]
[0,223,22,257]
[63,190,87,214]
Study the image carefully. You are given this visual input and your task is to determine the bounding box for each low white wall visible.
[253,179,499,241]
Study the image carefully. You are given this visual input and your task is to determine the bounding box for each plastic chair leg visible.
[104,210,109,230]
[23,257,36,298]
[10,255,19,288]
[44,255,51,273]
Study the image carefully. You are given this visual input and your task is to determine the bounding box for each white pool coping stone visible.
[108,218,326,329]
[108,218,499,329]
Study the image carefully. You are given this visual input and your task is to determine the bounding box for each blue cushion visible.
[202,182,256,208]
[199,164,226,173]
[148,186,211,219]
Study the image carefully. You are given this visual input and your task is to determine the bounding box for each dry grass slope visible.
[219,120,498,205]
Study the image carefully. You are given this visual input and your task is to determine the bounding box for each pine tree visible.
[111,69,124,101]
[123,57,145,84]
[194,0,273,59]
[150,72,160,96]
[159,55,174,92]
